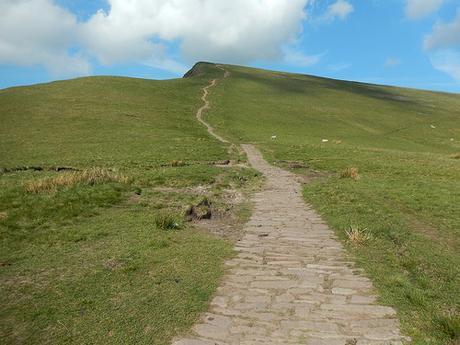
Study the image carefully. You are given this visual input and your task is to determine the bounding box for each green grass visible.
[1,205,232,344]
[204,63,460,344]
[2,61,459,344]
[0,64,258,344]
[0,64,224,168]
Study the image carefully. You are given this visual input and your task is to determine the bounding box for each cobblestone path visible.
[172,143,408,345]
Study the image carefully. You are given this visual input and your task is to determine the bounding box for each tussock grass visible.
[24,168,130,193]
[340,167,360,180]
[434,314,460,341]
[450,152,460,159]
[170,160,186,167]
[154,211,183,230]
[345,226,372,245]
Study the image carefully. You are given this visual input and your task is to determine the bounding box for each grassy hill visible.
[201,63,460,344]
[0,65,258,344]
[1,62,459,344]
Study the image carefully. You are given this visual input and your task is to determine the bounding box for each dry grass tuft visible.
[170,160,186,167]
[346,226,372,245]
[154,212,183,230]
[0,211,8,220]
[450,153,460,159]
[340,167,360,180]
[24,168,130,193]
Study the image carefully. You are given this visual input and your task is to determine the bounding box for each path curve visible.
[175,66,408,345]
[196,78,229,144]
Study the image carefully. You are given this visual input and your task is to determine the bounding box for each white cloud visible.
[81,0,310,65]
[0,0,90,77]
[0,0,327,76]
[311,0,353,25]
[424,10,460,81]
[405,0,444,20]
[284,50,325,67]
[429,50,460,81]
[424,11,460,50]
[324,0,354,21]
[384,57,402,68]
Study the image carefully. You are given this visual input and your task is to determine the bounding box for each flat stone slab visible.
[172,144,409,345]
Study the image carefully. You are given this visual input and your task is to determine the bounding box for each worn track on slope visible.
[195,66,229,144]
[173,66,408,345]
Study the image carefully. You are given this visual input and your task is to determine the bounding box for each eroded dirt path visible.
[174,67,408,345]
[196,78,229,144]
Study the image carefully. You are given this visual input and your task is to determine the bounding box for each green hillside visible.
[202,63,460,344]
[0,65,257,344]
[0,68,225,167]
[1,62,459,344]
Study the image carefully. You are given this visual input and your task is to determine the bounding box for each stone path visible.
[173,67,408,345]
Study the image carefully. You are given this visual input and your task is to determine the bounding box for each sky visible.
[1,0,460,93]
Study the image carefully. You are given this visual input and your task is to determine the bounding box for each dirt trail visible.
[196,79,229,144]
[174,67,408,345]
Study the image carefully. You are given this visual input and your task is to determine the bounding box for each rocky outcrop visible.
[183,61,215,78]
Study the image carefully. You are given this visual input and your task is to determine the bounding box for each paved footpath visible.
[175,77,409,345]
[173,144,408,345]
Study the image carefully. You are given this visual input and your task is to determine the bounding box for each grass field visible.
[1,61,459,345]
[0,65,259,344]
[203,63,460,344]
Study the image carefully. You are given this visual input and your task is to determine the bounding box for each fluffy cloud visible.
[0,0,316,75]
[429,50,460,81]
[424,11,460,81]
[81,0,310,65]
[424,12,460,50]
[0,0,90,76]
[311,0,353,25]
[405,0,444,20]
[325,0,354,21]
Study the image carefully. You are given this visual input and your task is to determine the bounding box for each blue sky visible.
[1,0,459,92]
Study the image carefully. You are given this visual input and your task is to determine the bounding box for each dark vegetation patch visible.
[183,61,216,78]
[0,165,80,174]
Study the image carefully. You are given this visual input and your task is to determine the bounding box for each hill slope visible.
[196,62,460,343]
[0,70,226,167]
[0,65,257,344]
[1,62,459,344]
